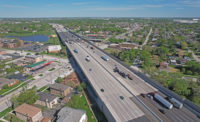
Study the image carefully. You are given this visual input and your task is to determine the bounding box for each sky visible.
[0,0,200,18]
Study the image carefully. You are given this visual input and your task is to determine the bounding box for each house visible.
[119,42,138,50]
[159,61,169,71]
[42,117,51,122]
[47,45,61,53]
[25,55,43,63]
[57,107,87,122]
[0,78,19,90]
[14,103,43,122]
[0,49,6,55]
[3,42,16,48]
[35,92,58,108]
[49,83,70,96]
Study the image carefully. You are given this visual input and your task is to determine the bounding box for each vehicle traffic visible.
[85,56,90,62]
[154,93,173,109]
[101,56,109,61]
[169,98,183,109]
[74,49,78,53]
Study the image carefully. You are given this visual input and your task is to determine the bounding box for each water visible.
[7,35,49,42]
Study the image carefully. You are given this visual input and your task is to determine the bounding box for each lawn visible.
[66,93,96,122]
[4,113,24,122]
[0,107,12,118]
[48,68,55,71]
[0,82,27,96]
[37,86,48,92]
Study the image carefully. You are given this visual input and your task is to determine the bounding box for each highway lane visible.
[68,39,166,122]
[65,40,148,122]
[75,41,157,95]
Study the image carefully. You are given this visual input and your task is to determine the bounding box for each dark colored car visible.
[113,67,119,73]
[119,71,126,78]
[141,93,146,98]
[159,109,166,114]
[127,74,133,80]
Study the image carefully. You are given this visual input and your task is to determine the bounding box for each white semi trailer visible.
[154,93,173,109]
[169,98,183,109]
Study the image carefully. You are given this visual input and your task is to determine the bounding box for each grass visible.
[0,82,26,95]
[0,107,12,118]
[38,86,48,92]
[48,68,55,71]
[66,93,96,122]
[4,113,24,122]
[39,74,43,77]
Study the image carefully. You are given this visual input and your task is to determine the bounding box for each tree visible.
[80,82,86,89]
[180,41,188,50]
[11,86,39,108]
[2,84,9,89]
[56,77,63,83]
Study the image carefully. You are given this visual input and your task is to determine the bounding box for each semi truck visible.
[154,93,173,109]
[169,98,183,109]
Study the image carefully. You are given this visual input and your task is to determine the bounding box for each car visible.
[127,74,133,80]
[141,93,146,98]
[74,49,78,53]
[85,57,90,62]
[100,88,104,92]
[120,96,124,100]
[147,94,153,99]
[113,67,119,72]
[119,71,126,78]
[159,109,166,114]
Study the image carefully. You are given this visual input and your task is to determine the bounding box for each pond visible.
[7,35,49,42]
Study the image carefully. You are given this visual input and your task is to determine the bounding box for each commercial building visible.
[14,103,43,122]
[35,92,58,108]
[57,107,87,122]
[25,55,43,63]
[49,83,71,96]
[47,45,62,53]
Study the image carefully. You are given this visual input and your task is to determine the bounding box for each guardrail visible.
[67,29,200,117]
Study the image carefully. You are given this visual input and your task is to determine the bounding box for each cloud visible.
[1,4,28,9]
[86,4,166,11]
[182,0,200,7]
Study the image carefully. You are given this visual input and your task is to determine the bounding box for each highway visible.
[54,24,200,122]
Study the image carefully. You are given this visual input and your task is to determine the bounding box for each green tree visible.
[180,41,188,50]
[56,77,63,83]
[11,86,39,108]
